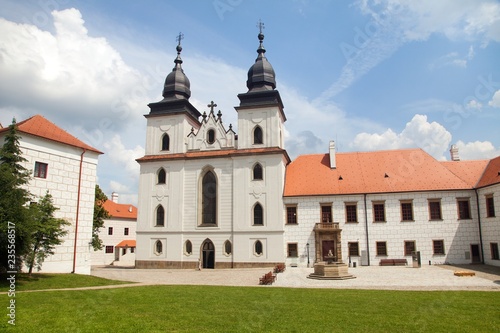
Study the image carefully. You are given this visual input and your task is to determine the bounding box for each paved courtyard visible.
[91,264,500,291]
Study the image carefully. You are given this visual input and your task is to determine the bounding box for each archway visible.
[201,239,215,269]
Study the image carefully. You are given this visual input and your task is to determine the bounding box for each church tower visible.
[236,22,286,150]
[136,27,289,269]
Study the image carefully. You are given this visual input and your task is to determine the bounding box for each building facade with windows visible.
[0,115,102,274]
[91,193,137,266]
[135,32,500,269]
[135,32,288,268]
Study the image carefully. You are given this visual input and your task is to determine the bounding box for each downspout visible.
[474,189,485,264]
[363,193,370,266]
[72,148,86,273]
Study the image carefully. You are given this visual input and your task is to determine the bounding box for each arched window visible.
[253,203,263,226]
[155,240,163,255]
[223,240,232,256]
[207,129,215,144]
[254,240,263,256]
[157,168,166,184]
[161,134,170,151]
[184,240,192,255]
[253,163,263,180]
[156,205,165,226]
[253,126,263,144]
[202,171,217,225]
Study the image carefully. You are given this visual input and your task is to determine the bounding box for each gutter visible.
[72,148,86,273]
[474,189,485,264]
[363,193,370,266]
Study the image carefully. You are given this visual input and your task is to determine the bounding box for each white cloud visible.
[456,140,500,159]
[350,114,452,159]
[103,134,144,181]
[0,9,146,131]
[489,89,500,107]
[466,99,483,110]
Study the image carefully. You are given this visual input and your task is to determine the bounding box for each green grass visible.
[2,285,499,332]
[0,273,131,292]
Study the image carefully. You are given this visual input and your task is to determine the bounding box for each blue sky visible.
[1,0,499,205]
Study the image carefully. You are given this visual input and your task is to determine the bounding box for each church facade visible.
[135,32,500,269]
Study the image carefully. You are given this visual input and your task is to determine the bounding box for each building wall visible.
[91,217,136,266]
[136,152,286,267]
[478,183,500,266]
[284,189,483,267]
[19,135,99,274]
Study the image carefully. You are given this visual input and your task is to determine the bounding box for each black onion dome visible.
[162,42,191,100]
[246,31,276,91]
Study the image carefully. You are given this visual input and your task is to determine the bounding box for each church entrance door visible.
[202,239,215,269]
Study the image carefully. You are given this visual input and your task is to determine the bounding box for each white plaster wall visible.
[237,106,285,149]
[478,183,500,266]
[145,114,200,155]
[15,135,99,274]
[91,217,137,266]
[284,190,483,267]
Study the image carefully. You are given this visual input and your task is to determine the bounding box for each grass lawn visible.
[2,285,499,332]
[0,273,131,292]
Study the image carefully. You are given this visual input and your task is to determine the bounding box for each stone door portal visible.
[202,239,215,269]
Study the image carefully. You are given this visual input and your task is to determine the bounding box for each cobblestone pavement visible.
[91,264,500,291]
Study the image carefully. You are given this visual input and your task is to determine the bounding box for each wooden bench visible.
[259,271,276,285]
[379,259,408,266]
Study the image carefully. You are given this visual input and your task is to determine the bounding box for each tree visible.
[0,119,33,272]
[91,185,110,251]
[24,191,70,275]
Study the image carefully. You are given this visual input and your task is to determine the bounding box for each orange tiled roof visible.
[136,147,290,163]
[284,148,481,197]
[115,240,136,248]
[440,160,489,187]
[476,155,500,188]
[0,115,102,154]
[103,200,137,219]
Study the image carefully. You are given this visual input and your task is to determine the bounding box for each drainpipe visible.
[474,189,485,264]
[72,148,86,273]
[363,194,370,266]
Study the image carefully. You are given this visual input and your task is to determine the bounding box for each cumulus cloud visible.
[103,134,144,180]
[455,140,500,159]
[0,9,146,131]
[350,114,452,159]
[489,90,500,107]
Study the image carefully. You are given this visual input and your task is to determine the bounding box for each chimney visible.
[111,192,119,203]
[450,145,460,161]
[329,141,336,169]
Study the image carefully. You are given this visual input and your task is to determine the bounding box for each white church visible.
[135,31,500,269]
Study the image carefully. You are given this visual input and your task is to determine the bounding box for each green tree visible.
[91,185,110,251]
[25,191,70,275]
[0,119,33,272]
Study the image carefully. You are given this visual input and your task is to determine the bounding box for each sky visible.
[1,0,499,205]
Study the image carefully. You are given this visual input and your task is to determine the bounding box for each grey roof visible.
[246,32,276,92]
[162,42,191,101]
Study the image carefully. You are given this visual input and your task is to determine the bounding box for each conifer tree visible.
[0,119,32,272]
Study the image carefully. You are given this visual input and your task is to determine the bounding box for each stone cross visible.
[207,101,217,113]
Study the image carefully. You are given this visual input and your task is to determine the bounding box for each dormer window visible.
[161,134,170,151]
[207,129,215,144]
[253,126,263,144]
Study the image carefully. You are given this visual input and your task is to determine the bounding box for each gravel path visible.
[90,264,500,291]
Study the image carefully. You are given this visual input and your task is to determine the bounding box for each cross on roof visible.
[207,101,217,113]
[257,19,265,33]
[176,32,184,46]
